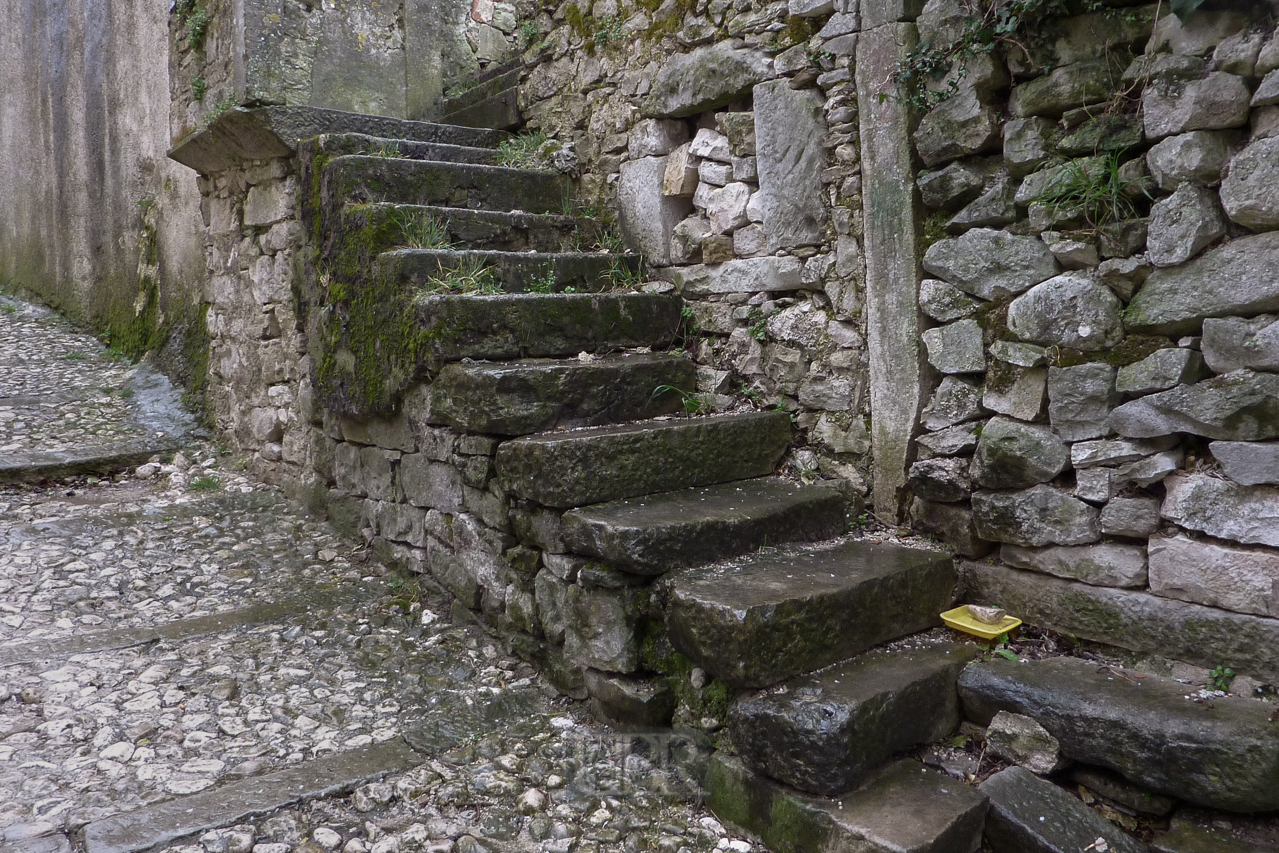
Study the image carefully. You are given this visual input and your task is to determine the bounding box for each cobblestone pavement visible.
[0,298,764,853]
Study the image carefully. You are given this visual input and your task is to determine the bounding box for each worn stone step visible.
[960,656,1279,813]
[561,476,847,576]
[425,353,696,435]
[442,66,522,113]
[667,540,957,688]
[0,438,182,485]
[981,766,1147,853]
[308,132,500,164]
[356,202,610,252]
[441,87,522,131]
[379,248,639,293]
[709,754,988,853]
[413,292,685,366]
[322,155,565,212]
[496,411,792,508]
[730,644,972,795]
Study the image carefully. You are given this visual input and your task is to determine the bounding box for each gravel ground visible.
[0,297,767,853]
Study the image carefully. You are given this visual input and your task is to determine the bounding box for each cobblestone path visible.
[0,297,763,853]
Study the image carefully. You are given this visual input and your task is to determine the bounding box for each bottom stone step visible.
[708,753,988,853]
[560,476,848,575]
[730,643,973,795]
[981,766,1146,853]
[666,539,956,687]
[0,438,182,484]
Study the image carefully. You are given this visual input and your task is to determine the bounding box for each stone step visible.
[666,540,957,688]
[413,292,685,365]
[309,132,500,164]
[729,644,973,795]
[379,248,639,293]
[709,754,988,853]
[496,411,793,508]
[356,202,609,252]
[959,656,1279,813]
[560,476,847,576]
[441,65,522,113]
[981,766,1147,853]
[0,438,182,484]
[321,154,565,213]
[441,87,522,131]
[425,353,696,435]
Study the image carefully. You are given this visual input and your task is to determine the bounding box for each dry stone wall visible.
[513,0,874,496]
[902,2,1279,676]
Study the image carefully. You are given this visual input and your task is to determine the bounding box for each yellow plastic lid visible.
[941,604,1022,641]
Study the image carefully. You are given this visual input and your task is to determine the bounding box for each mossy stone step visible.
[960,656,1279,813]
[441,87,522,131]
[308,133,499,164]
[322,155,565,213]
[380,248,638,293]
[413,292,685,366]
[425,354,696,435]
[667,540,956,688]
[730,644,973,795]
[560,476,847,576]
[496,411,792,508]
[442,66,522,113]
[356,203,608,252]
[708,754,988,853]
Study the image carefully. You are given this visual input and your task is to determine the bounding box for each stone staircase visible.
[291,108,1279,853]
[439,59,523,130]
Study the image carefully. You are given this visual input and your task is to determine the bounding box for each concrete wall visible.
[0,0,207,377]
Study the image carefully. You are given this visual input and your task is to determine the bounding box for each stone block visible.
[1110,370,1279,441]
[628,118,688,157]
[923,228,1058,301]
[1202,315,1279,373]
[1143,73,1251,140]
[1097,256,1151,302]
[1073,467,1116,503]
[1146,9,1248,58]
[1211,440,1279,486]
[1115,348,1209,397]
[698,160,733,187]
[705,181,753,234]
[913,89,1001,168]
[668,256,803,295]
[986,711,1065,775]
[617,156,693,266]
[662,143,700,197]
[922,376,984,431]
[563,584,645,673]
[1100,496,1161,538]
[717,111,757,155]
[1007,273,1124,352]
[908,457,971,502]
[916,422,979,458]
[980,766,1147,853]
[1070,436,1177,468]
[916,159,992,212]
[1009,60,1116,118]
[919,279,982,322]
[244,178,295,227]
[1003,118,1057,178]
[1146,184,1226,267]
[583,670,676,727]
[689,127,732,162]
[1048,363,1119,442]
[1044,235,1098,270]
[1145,130,1236,190]
[670,216,710,263]
[400,455,462,511]
[971,417,1069,490]
[973,485,1100,547]
[754,80,828,250]
[1001,542,1147,588]
[1162,472,1279,548]
[983,367,1047,422]
[910,498,994,558]
[643,43,773,118]
[1149,533,1279,617]
[946,174,1017,233]
[990,341,1047,368]
[1220,136,1279,231]
[922,319,985,374]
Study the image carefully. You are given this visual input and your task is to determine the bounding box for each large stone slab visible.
[708,755,988,853]
[1146,183,1227,267]
[1142,72,1252,140]
[667,539,954,687]
[426,354,695,435]
[1109,370,1279,441]
[323,155,565,213]
[1201,314,1279,373]
[922,319,985,374]
[618,156,693,266]
[1009,59,1117,118]
[1007,272,1124,351]
[922,228,1059,301]
[1001,542,1147,588]
[562,477,847,576]
[960,657,1279,812]
[730,645,970,794]
[496,411,791,508]
[1145,130,1236,190]
[980,766,1148,853]
[914,88,1001,167]
[971,417,1069,490]
[643,43,773,118]
[1161,472,1279,548]
[1048,363,1118,442]
[754,80,828,251]
[1124,231,1279,335]
[1115,348,1210,397]
[664,256,803,295]
[972,486,1100,547]
[1220,136,1279,230]
[1211,440,1279,485]
[961,560,1279,685]
[1149,533,1279,617]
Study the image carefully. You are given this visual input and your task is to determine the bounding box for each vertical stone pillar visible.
[856,20,928,522]
[405,0,444,120]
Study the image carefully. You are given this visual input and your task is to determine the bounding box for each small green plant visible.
[988,632,1018,662]
[747,307,769,342]
[186,6,210,50]
[368,140,401,158]
[1210,665,1235,692]
[0,303,16,316]
[651,384,707,415]
[202,95,237,126]
[191,76,207,101]
[849,511,871,531]
[1032,152,1149,229]
[416,257,502,296]
[63,351,87,361]
[740,383,764,406]
[602,255,645,291]
[495,131,550,169]
[526,266,558,294]
[394,211,452,250]
[188,475,222,492]
[592,15,625,50]
[119,387,135,400]
[518,20,540,47]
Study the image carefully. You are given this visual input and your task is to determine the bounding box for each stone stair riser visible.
[380,249,636,294]
[323,156,565,213]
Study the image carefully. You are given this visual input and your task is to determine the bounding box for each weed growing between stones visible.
[392,210,452,250]
[416,257,502,296]
[1032,152,1150,229]
[496,131,551,169]
[526,266,558,294]
[202,95,237,127]
[652,384,708,415]
[601,254,645,291]
[1210,664,1236,692]
[368,140,402,159]
[188,474,222,492]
